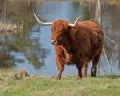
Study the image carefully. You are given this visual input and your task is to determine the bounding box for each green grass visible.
[0,69,120,96]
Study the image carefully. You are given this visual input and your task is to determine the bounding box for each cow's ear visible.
[68,25,73,30]
[51,28,53,31]
[68,25,71,29]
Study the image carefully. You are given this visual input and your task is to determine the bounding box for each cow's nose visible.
[51,40,57,45]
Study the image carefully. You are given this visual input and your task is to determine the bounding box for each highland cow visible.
[34,13,104,80]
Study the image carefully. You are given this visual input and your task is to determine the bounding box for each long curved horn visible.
[33,13,52,26]
[69,16,82,27]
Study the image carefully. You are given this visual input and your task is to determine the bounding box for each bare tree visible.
[2,0,7,23]
[95,0,101,24]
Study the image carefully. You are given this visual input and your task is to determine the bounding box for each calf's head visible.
[33,13,81,46]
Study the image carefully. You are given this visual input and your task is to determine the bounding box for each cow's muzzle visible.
[51,40,57,45]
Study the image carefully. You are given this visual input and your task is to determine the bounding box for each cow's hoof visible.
[91,72,96,77]
[77,76,82,80]
[56,77,61,80]
[91,74,96,77]
[91,69,96,77]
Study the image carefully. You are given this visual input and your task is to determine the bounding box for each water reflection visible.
[0,0,50,71]
[0,0,120,76]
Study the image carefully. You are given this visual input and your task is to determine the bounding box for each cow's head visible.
[34,13,81,46]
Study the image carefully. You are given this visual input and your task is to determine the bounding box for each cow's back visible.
[70,19,104,61]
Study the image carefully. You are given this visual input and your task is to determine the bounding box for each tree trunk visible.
[2,0,7,23]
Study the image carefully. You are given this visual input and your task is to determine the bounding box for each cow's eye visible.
[58,37,62,40]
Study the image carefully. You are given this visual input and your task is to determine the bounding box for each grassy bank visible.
[0,69,120,96]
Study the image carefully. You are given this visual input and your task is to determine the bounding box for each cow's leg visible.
[91,55,100,77]
[76,64,83,79]
[55,47,65,80]
[82,63,88,77]
[56,62,64,80]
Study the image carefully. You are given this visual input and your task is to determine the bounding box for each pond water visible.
[0,0,120,76]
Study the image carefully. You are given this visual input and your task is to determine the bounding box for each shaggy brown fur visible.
[51,19,104,80]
